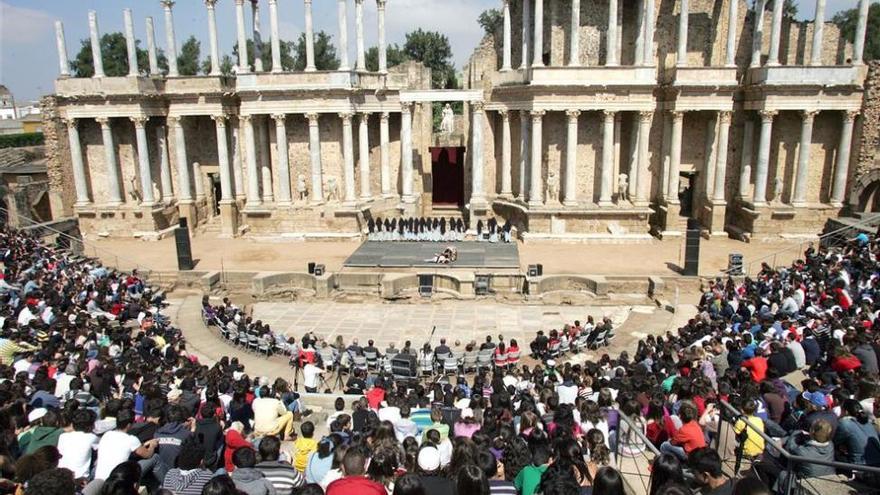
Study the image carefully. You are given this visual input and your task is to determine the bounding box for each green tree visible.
[478,8,503,37]
[833,3,880,62]
[231,40,257,72]
[365,43,408,72]
[403,29,456,89]
[266,39,297,71]
[761,0,797,19]
[177,36,202,76]
[292,31,340,71]
[70,32,150,77]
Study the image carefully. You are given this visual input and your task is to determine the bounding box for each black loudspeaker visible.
[314,264,325,276]
[683,218,701,276]
[174,222,194,271]
[418,274,433,297]
[475,275,490,296]
[536,263,543,276]
[528,265,539,277]
[308,262,316,274]
[391,353,416,379]
[728,253,744,276]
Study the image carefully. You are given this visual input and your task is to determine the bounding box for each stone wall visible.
[40,96,74,218]
[854,61,880,191]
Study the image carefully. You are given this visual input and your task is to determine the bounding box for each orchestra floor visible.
[343,241,520,269]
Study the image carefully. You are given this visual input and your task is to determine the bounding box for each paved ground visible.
[344,241,520,268]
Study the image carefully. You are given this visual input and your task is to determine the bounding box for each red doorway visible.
[431,146,465,206]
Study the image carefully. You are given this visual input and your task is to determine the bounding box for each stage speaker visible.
[314,264,326,277]
[728,253,744,276]
[527,265,539,277]
[418,274,433,297]
[683,218,701,276]
[536,263,543,276]
[308,262,316,274]
[475,275,490,296]
[391,353,416,379]
[174,220,194,271]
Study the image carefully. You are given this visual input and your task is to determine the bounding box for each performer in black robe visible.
[367,218,375,233]
[476,219,484,236]
[440,217,447,232]
[385,218,392,232]
[488,217,497,234]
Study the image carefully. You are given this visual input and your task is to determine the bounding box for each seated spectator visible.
[253,386,295,440]
[161,437,215,495]
[689,448,734,495]
[732,399,765,459]
[231,447,276,495]
[326,449,385,495]
[293,422,318,473]
[661,401,705,460]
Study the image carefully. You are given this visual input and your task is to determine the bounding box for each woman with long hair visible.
[648,454,685,495]
[456,464,489,495]
[592,467,625,495]
[97,461,142,495]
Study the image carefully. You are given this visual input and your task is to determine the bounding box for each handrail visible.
[617,411,661,457]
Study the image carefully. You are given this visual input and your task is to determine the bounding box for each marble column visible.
[161,0,179,77]
[831,111,858,205]
[96,118,123,205]
[810,0,826,66]
[854,0,870,64]
[355,0,366,71]
[257,117,273,202]
[251,0,264,72]
[380,112,392,196]
[131,117,156,206]
[307,113,324,203]
[564,110,580,205]
[205,0,221,75]
[337,0,350,71]
[358,113,372,200]
[341,113,357,205]
[401,103,414,202]
[169,117,193,202]
[242,115,262,207]
[378,0,388,73]
[232,122,245,200]
[214,115,235,202]
[234,0,250,72]
[767,0,784,66]
[606,0,619,66]
[269,0,282,72]
[272,114,292,205]
[569,0,581,67]
[304,0,317,71]
[500,110,513,198]
[123,9,138,77]
[521,0,531,70]
[146,18,160,75]
[471,103,486,204]
[519,111,530,199]
[502,0,512,71]
[644,0,655,64]
[676,0,689,67]
[55,21,70,77]
[667,111,684,202]
[634,0,645,66]
[88,11,105,78]
[529,110,545,207]
[712,111,731,203]
[193,161,205,200]
[156,124,174,202]
[532,0,544,67]
[635,111,653,205]
[725,0,738,67]
[65,119,91,206]
[599,111,615,205]
[753,110,776,205]
[750,0,766,68]
[792,110,818,206]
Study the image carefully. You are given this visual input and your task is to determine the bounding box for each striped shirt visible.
[0,339,37,365]
[256,460,305,495]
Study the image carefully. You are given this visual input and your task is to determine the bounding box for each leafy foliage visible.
[833,3,880,62]
[0,133,44,149]
[403,29,457,89]
[365,44,408,72]
[177,36,201,76]
[292,31,341,71]
[70,32,167,77]
[478,8,503,37]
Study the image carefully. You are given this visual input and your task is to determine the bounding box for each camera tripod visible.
[318,360,347,392]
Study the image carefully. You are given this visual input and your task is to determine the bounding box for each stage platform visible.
[344,241,520,269]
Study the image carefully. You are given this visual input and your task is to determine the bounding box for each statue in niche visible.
[325,176,339,202]
[296,174,308,201]
[617,173,629,202]
[440,103,455,135]
[546,170,560,204]
[773,176,784,204]
[129,176,142,203]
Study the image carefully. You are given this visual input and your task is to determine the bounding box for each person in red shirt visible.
[830,347,861,373]
[326,449,386,495]
[660,401,706,460]
[742,350,769,383]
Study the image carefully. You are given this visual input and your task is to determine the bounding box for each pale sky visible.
[0,0,872,102]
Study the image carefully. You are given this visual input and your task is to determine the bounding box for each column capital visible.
[719,110,733,124]
[271,113,287,124]
[355,0,364,4]
[303,0,312,4]
[566,109,582,120]
[130,116,149,128]
[160,0,175,10]
[670,110,685,122]
[638,110,654,122]
[339,112,354,122]
[530,110,546,121]
[471,101,485,113]
[167,115,182,127]
[603,110,616,121]
[95,117,111,127]
[845,110,860,122]
[801,109,819,122]
[306,113,320,124]
[400,102,412,114]
[380,112,390,122]
[234,0,246,5]
[212,114,229,125]
[498,109,509,119]
[63,117,78,129]
[377,0,387,9]
[267,0,278,4]
[204,0,219,8]
[759,109,778,122]
[239,114,253,123]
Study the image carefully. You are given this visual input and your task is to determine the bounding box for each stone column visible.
[304,0,317,71]
[831,111,858,205]
[613,113,621,197]
[257,117,273,202]
[635,0,645,66]
[169,117,193,202]
[146,18,160,75]
[161,0,179,76]
[269,0,282,72]
[124,9,138,77]
[676,0,689,67]
[606,0,619,66]
[340,113,357,205]
[529,110,545,206]
[725,0,738,67]
[532,0,544,67]
[242,115,262,207]
[599,111,615,205]
[471,103,486,204]
[380,113,392,197]
[854,0,870,64]
[667,111,684,201]
[563,109,580,205]
[400,103,414,202]
[635,110,653,205]
[307,113,324,203]
[156,124,174,202]
[519,110,530,199]
[232,122,245,199]
[500,110,513,198]
[355,0,366,71]
[55,21,70,77]
[96,118,123,205]
[272,114,292,205]
[193,161,205,200]
[521,0,531,69]
[644,0,655,64]
[792,110,818,206]
[88,11,105,78]
[810,0,826,66]
[751,0,766,68]
[712,111,731,203]
[205,0,221,75]
[337,0,350,71]
[569,0,581,67]
[65,119,91,206]
[213,115,235,202]
[235,0,250,72]
[753,110,776,205]
[131,117,156,206]
[502,0,512,71]
[251,0,264,72]
[377,0,388,73]
[767,0,783,66]
[358,113,372,200]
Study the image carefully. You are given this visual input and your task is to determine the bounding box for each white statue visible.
[325,176,339,202]
[129,176,142,203]
[546,170,559,204]
[296,174,308,201]
[617,173,629,202]
[773,176,784,203]
[440,103,455,135]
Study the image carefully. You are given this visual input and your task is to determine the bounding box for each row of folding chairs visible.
[417,348,522,378]
[546,328,616,360]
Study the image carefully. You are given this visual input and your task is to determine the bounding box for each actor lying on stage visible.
[425,246,458,264]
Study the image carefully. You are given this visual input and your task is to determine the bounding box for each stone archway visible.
[850,166,880,213]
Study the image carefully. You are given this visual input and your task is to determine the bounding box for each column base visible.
[830,201,844,208]
[499,191,513,200]
[276,200,293,208]
[359,195,373,203]
[305,66,317,72]
[400,195,416,204]
[500,66,512,72]
[140,200,158,208]
[310,199,326,206]
[343,200,358,207]
[74,201,92,209]
[791,201,808,208]
[382,193,396,199]
[527,200,544,208]
[262,196,275,204]
[219,201,239,238]
[105,200,124,208]
[162,196,175,205]
[562,200,578,207]
[597,200,614,207]
[752,201,768,207]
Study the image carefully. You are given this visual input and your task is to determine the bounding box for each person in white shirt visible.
[57,409,99,479]
[94,410,158,481]
[252,385,295,439]
[303,363,324,393]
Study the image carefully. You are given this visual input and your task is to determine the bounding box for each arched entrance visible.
[850,168,880,213]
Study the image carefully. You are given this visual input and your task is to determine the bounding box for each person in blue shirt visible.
[834,399,880,466]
